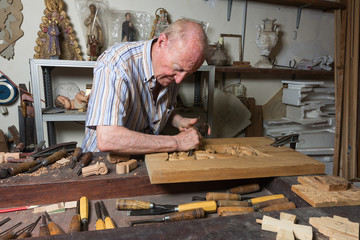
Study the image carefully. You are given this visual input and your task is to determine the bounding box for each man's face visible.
[154,37,204,87]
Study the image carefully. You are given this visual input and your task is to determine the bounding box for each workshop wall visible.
[0,0,334,145]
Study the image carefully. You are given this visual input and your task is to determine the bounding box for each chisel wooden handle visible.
[217,206,254,216]
[206,192,242,201]
[252,197,289,210]
[229,184,260,194]
[248,194,285,205]
[45,212,64,235]
[0,231,16,239]
[7,160,39,176]
[43,149,68,166]
[258,202,296,212]
[81,152,93,167]
[178,201,217,213]
[68,214,81,233]
[168,208,205,222]
[80,196,89,231]
[217,200,250,207]
[116,199,152,210]
[39,215,50,237]
[72,147,83,160]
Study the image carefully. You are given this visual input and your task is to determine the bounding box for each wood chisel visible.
[252,197,289,210]
[17,216,41,239]
[70,147,82,169]
[116,199,177,210]
[68,200,81,233]
[38,215,51,237]
[192,192,252,201]
[80,196,89,231]
[26,149,68,173]
[247,194,285,205]
[77,152,93,176]
[99,200,116,229]
[228,183,260,194]
[0,222,33,239]
[217,200,250,207]
[129,208,205,226]
[95,201,105,230]
[129,200,217,216]
[0,221,22,238]
[258,201,296,212]
[188,117,209,156]
[44,211,64,235]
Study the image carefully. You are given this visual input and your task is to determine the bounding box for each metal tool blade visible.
[129,208,175,216]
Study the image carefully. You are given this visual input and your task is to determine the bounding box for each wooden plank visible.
[297,175,349,191]
[145,137,325,184]
[291,183,360,207]
[309,216,359,239]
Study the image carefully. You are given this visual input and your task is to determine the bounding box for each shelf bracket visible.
[296,4,311,29]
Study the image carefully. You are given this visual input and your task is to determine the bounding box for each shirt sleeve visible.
[85,60,130,129]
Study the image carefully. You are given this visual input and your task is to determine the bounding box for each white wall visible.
[0,0,334,145]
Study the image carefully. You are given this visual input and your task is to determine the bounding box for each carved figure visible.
[121,13,136,42]
[84,4,104,59]
[149,8,170,39]
[55,91,90,110]
[47,20,61,59]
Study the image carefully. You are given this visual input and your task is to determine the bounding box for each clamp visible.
[270,134,299,150]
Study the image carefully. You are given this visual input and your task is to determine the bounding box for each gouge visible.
[116,199,177,210]
[217,206,254,216]
[129,208,205,226]
[252,197,289,210]
[99,200,116,229]
[44,211,64,235]
[77,152,93,176]
[258,201,296,212]
[38,215,51,237]
[17,216,41,239]
[95,202,105,230]
[26,149,68,173]
[129,200,217,216]
[228,183,260,194]
[188,117,209,156]
[70,147,83,169]
[80,196,89,231]
[247,194,285,205]
[68,200,81,233]
[217,200,250,207]
[192,192,251,201]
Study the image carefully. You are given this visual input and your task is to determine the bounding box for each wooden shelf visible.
[248,0,346,11]
[215,66,334,76]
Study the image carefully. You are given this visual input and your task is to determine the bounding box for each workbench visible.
[0,153,359,239]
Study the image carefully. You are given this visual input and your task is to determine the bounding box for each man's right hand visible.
[173,128,202,152]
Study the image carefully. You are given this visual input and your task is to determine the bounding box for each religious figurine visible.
[55,91,90,110]
[122,12,136,42]
[34,0,82,60]
[149,8,170,39]
[84,4,104,60]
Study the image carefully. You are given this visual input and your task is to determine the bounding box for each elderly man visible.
[82,19,208,154]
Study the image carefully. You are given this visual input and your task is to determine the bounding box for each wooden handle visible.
[104,217,116,229]
[217,206,254,216]
[116,199,152,210]
[80,196,88,221]
[229,184,260,194]
[248,194,285,205]
[17,231,30,239]
[217,200,250,207]
[96,219,105,230]
[258,202,296,212]
[72,147,83,160]
[0,231,17,239]
[44,149,68,165]
[7,160,39,176]
[68,214,81,233]
[39,225,51,236]
[221,211,253,217]
[178,201,217,213]
[81,152,93,167]
[206,192,241,201]
[252,197,289,210]
[48,222,64,235]
[169,208,205,222]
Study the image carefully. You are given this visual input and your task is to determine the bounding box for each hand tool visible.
[129,200,217,216]
[192,192,251,201]
[217,206,254,216]
[116,199,178,210]
[77,152,93,176]
[0,222,32,240]
[0,217,10,227]
[228,183,260,194]
[44,211,65,235]
[99,200,116,229]
[94,202,105,230]
[0,221,21,237]
[258,201,296,212]
[70,147,82,169]
[0,205,39,213]
[80,196,89,231]
[247,194,285,206]
[26,149,68,173]
[16,216,41,239]
[270,134,299,150]
[188,117,209,156]
[68,200,81,233]
[38,214,51,237]
[30,141,76,159]
[129,208,205,226]
[217,200,250,207]
[252,197,289,210]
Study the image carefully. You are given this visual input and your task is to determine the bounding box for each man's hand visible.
[171,114,211,135]
[173,128,202,152]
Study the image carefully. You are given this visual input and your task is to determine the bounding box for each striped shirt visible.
[81,39,179,152]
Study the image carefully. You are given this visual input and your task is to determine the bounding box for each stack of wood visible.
[291,175,360,207]
[309,215,359,240]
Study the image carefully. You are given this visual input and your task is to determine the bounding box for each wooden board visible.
[297,175,349,192]
[145,137,325,184]
[291,177,360,207]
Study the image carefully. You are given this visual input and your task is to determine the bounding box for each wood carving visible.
[33,0,82,60]
[82,162,108,177]
[116,159,137,175]
[0,0,24,60]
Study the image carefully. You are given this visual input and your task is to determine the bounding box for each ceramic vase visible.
[254,18,279,68]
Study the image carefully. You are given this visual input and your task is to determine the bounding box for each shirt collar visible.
[143,38,157,83]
